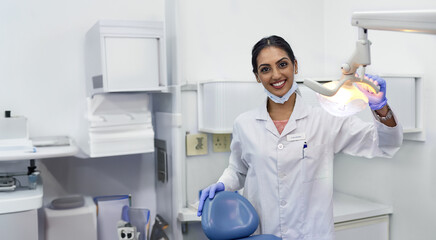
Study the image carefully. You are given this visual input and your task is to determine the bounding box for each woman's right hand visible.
[197,182,225,216]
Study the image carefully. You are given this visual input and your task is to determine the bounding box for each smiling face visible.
[255,46,297,97]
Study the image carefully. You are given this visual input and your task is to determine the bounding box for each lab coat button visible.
[277,144,284,150]
[280,200,287,206]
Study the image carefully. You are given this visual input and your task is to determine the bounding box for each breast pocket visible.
[302,143,331,183]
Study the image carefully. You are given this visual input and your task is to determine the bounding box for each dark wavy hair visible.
[251,35,296,74]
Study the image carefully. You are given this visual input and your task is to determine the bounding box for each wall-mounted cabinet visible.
[85,20,167,97]
[197,81,265,133]
[80,20,168,157]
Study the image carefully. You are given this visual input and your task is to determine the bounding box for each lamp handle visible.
[303,77,348,96]
[303,74,379,97]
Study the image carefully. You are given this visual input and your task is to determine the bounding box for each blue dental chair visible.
[201,191,282,240]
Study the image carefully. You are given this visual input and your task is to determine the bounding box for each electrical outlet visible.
[186,133,208,156]
[212,134,231,152]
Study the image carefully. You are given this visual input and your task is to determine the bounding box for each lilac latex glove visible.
[355,74,388,110]
[197,182,225,217]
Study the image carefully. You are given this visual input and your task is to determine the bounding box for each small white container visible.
[44,196,97,240]
[0,116,28,140]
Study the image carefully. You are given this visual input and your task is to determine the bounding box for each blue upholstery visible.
[201,191,281,240]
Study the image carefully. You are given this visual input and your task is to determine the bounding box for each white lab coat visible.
[218,93,403,240]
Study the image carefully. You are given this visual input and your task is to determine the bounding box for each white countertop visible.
[0,182,43,214]
[333,191,392,223]
[178,191,393,223]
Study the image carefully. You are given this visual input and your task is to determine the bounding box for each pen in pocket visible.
[302,142,307,158]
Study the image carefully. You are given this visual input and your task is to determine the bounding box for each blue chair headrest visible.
[201,191,259,240]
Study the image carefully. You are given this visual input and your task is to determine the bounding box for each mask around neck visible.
[264,80,298,104]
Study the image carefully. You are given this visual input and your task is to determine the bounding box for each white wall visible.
[324,1,436,240]
[0,0,164,239]
[179,0,326,84]
[0,0,163,137]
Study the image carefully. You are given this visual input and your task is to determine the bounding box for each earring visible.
[255,75,261,83]
[294,69,298,74]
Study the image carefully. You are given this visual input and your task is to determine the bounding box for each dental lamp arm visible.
[305,10,436,97]
[341,28,371,75]
[304,76,351,97]
[351,10,436,34]
[304,27,379,96]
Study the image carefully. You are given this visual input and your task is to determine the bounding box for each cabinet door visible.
[335,215,389,240]
[0,210,38,240]
[104,37,160,91]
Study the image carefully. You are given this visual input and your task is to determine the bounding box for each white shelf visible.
[0,182,43,214]
[0,140,78,161]
[178,191,392,223]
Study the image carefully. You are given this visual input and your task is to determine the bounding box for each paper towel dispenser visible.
[78,93,154,158]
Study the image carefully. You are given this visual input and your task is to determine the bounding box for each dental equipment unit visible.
[304,10,436,116]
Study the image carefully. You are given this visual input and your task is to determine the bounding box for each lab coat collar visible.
[256,92,309,137]
[256,92,309,121]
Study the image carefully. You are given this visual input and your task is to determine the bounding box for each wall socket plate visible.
[186,133,208,156]
[212,134,231,152]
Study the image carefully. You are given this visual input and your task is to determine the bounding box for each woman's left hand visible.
[355,74,388,110]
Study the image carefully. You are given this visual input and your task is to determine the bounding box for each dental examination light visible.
[304,10,436,116]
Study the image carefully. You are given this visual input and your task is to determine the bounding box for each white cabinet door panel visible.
[335,215,389,240]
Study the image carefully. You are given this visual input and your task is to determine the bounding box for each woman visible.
[197,35,402,240]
